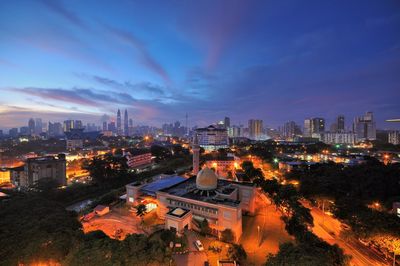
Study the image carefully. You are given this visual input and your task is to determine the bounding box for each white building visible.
[321,132,356,145]
[196,125,228,151]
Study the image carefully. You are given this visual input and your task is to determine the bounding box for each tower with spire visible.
[124,109,129,136]
[117,109,122,136]
[192,134,200,175]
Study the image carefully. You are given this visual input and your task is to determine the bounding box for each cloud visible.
[40,0,89,31]
[11,87,137,107]
[103,25,171,84]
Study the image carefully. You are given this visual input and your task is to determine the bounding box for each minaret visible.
[192,134,200,175]
[124,109,129,136]
[117,109,122,136]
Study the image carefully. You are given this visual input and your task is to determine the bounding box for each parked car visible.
[195,240,204,251]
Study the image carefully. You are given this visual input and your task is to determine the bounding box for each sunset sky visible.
[0,0,399,130]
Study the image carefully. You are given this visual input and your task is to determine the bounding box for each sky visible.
[0,0,399,130]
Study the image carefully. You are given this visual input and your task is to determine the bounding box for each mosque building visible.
[125,137,257,241]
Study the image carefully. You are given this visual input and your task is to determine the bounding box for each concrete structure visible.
[124,109,129,136]
[117,109,122,136]
[205,155,240,178]
[11,154,66,188]
[388,131,400,145]
[353,111,376,141]
[196,125,228,151]
[192,134,200,175]
[248,119,263,140]
[165,207,192,236]
[321,132,356,145]
[156,169,256,241]
[65,128,84,150]
[282,121,301,140]
[125,150,152,169]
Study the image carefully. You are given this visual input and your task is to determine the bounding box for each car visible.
[194,240,204,251]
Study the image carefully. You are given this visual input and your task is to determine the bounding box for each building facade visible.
[248,119,263,140]
[11,154,66,188]
[196,125,228,151]
[353,111,376,141]
[388,131,400,145]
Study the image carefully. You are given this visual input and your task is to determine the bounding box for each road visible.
[304,202,389,266]
[173,230,208,266]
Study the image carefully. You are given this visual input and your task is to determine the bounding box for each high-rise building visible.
[224,117,230,128]
[116,109,122,136]
[35,118,43,135]
[63,120,74,132]
[124,109,129,136]
[48,122,63,137]
[108,121,116,134]
[304,117,325,137]
[282,121,301,139]
[28,118,35,135]
[227,125,243,138]
[9,128,18,138]
[19,127,29,135]
[102,121,107,131]
[248,119,263,140]
[75,120,83,129]
[321,132,356,145]
[353,111,376,141]
[388,131,400,145]
[337,115,345,133]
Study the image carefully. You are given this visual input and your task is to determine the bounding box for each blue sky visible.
[0,0,399,130]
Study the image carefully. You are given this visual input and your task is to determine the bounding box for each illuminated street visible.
[240,193,293,265]
[304,202,389,266]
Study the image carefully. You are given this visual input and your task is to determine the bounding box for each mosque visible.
[126,137,257,241]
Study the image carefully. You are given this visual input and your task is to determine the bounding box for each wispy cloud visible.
[104,25,171,84]
[40,0,89,31]
[11,87,137,107]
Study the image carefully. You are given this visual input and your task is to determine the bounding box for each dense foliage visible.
[0,195,174,266]
[286,162,400,238]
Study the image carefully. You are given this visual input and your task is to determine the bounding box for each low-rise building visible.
[125,150,152,169]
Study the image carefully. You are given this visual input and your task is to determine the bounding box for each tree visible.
[199,218,211,236]
[221,229,235,243]
[136,204,147,224]
[228,244,247,263]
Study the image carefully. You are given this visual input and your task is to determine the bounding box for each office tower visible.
[124,109,129,136]
[117,109,122,136]
[108,121,116,134]
[35,118,43,135]
[224,117,231,128]
[63,120,74,132]
[129,118,133,127]
[311,118,325,133]
[337,115,345,133]
[248,119,263,140]
[304,119,312,137]
[74,120,83,129]
[9,128,18,138]
[388,131,400,145]
[304,117,325,137]
[28,118,35,135]
[353,111,376,141]
[48,122,63,137]
[19,127,28,135]
[282,121,301,139]
[227,125,243,138]
[102,121,107,131]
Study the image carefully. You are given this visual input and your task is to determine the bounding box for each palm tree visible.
[136,204,147,224]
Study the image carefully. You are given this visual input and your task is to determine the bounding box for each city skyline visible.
[1,1,399,129]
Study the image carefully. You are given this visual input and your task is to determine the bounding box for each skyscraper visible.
[35,118,43,135]
[337,115,345,133]
[224,117,230,128]
[117,109,122,136]
[304,119,312,137]
[282,121,301,139]
[28,118,35,135]
[124,109,129,136]
[304,117,325,137]
[248,119,263,140]
[353,111,376,141]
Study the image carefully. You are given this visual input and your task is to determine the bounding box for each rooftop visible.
[166,207,191,218]
[140,175,186,196]
[160,176,252,207]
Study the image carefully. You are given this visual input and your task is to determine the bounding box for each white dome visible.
[196,167,218,190]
